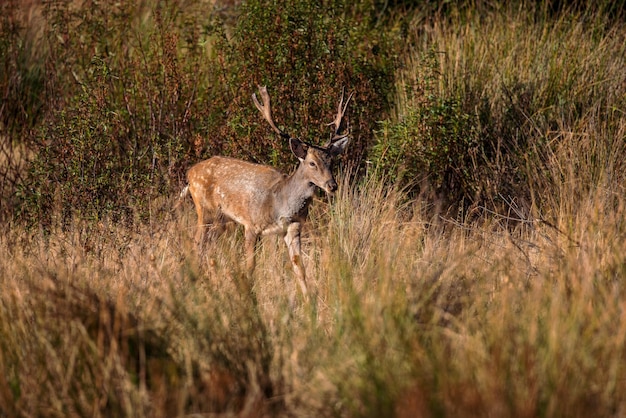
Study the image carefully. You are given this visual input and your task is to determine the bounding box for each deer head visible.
[252,86,352,194]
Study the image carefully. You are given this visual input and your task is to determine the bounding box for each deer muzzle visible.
[325,179,338,194]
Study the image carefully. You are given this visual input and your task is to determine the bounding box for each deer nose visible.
[326,179,338,193]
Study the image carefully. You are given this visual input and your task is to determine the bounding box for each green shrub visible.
[371,51,485,206]
[20,0,216,226]
[374,97,481,202]
[0,1,47,220]
[207,0,395,172]
[17,0,396,227]
[372,2,626,214]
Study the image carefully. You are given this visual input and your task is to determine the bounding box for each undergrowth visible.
[2,170,626,416]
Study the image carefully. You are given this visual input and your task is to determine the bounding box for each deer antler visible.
[252,86,290,140]
[326,88,353,146]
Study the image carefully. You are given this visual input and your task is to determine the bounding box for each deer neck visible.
[273,164,315,219]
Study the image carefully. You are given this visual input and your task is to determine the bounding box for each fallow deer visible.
[180,86,352,297]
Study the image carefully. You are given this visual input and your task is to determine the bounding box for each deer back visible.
[187,156,286,231]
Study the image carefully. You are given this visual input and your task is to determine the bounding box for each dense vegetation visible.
[1,0,625,416]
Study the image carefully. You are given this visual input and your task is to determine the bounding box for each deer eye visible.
[309,161,317,168]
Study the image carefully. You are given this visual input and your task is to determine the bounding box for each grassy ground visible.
[2,172,626,416]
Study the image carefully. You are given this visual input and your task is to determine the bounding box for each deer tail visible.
[174,184,190,209]
[179,184,189,199]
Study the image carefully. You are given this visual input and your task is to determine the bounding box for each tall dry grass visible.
[2,167,626,416]
[389,4,626,211]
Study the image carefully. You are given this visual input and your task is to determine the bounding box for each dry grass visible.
[2,171,626,416]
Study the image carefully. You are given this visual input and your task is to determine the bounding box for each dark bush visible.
[204,0,395,172]
[371,51,490,207]
[16,0,396,227]
[374,99,482,202]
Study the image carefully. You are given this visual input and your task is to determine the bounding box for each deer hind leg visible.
[244,228,259,278]
[193,201,207,248]
[206,211,229,240]
[284,222,308,298]
[190,195,226,249]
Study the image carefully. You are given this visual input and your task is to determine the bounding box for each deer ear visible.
[328,136,349,157]
[290,137,308,161]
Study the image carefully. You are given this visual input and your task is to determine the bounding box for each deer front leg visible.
[284,222,308,298]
